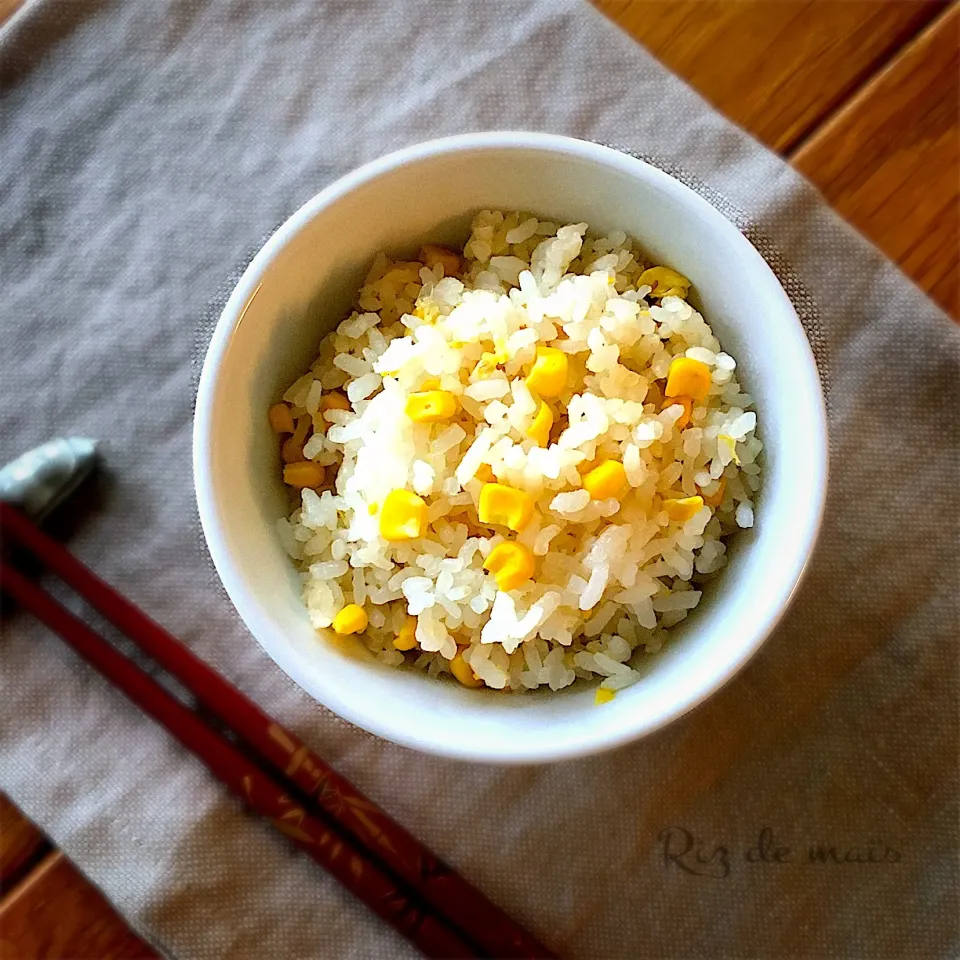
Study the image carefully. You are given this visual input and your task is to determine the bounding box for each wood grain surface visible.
[593,0,960,317]
[0,854,156,959]
[1,0,958,956]
[793,5,960,316]
[0,796,48,892]
[0,0,24,28]
[593,0,949,151]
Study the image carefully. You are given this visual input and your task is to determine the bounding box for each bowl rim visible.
[194,131,829,763]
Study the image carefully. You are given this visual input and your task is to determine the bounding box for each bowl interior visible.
[195,135,826,762]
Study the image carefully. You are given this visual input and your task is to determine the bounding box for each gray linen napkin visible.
[1,1,957,958]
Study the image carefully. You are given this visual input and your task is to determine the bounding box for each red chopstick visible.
[0,561,475,959]
[0,503,555,959]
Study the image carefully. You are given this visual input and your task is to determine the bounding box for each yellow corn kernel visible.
[475,463,494,483]
[269,402,295,434]
[411,302,440,325]
[393,616,418,651]
[698,475,726,508]
[526,401,554,447]
[583,460,628,500]
[478,483,535,532]
[474,354,496,378]
[419,244,463,277]
[525,346,568,398]
[367,502,378,516]
[473,340,509,378]
[283,461,325,489]
[450,653,484,688]
[332,604,368,635]
[379,489,427,541]
[663,495,704,522]
[639,266,690,299]
[595,687,617,705]
[665,357,712,402]
[383,262,422,287]
[662,395,693,430]
[320,391,351,422]
[483,542,535,592]
[405,390,457,423]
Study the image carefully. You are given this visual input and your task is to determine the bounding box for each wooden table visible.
[1,1,957,956]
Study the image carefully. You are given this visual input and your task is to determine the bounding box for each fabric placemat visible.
[1,1,957,957]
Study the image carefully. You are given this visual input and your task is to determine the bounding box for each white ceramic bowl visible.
[194,133,827,764]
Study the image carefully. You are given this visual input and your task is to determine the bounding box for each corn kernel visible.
[662,395,693,430]
[478,483,535,532]
[483,542,535,592]
[320,391,351,420]
[283,461,325,488]
[473,354,494,377]
[698,476,727,508]
[411,303,439,325]
[582,460,628,500]
[474,340,509,378]
[525,346,568,398]
[384,262,422,285]
[393,616,418,651]
[332,604,368,635]
[405,390,457,423]
[379,489,427,541]
[419,244,462,277]
[665,357,711,402]
[595,687,616,705]
[269,402,295,434]
[663,495,704,522]
[450,653,483,688]
[367,502,378,516]
[638,266,690,299]
[526,401,554,447]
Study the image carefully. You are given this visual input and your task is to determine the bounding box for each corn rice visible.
[273,211,762,692]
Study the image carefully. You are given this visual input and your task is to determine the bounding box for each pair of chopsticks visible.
[0,502,555,959]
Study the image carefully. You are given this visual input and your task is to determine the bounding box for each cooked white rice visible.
[274,211,762,694]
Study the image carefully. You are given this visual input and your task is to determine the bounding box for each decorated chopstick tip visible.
[0,437,99,521]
